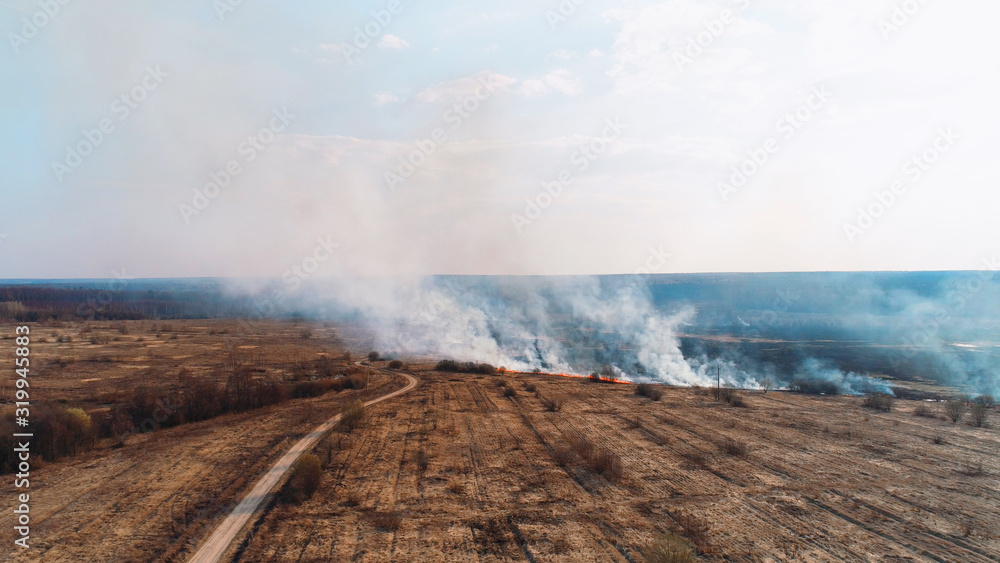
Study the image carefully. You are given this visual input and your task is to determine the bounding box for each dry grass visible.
[339,400,365,432]
[946,400,968,423]
[970,404,989,428]
[370,511,403,532]
[721,437,749,457]
[284,454,322,503]
[636,383,664,401]
[642,532,697,563]
[541,396,563,412]
[863,393,894,412]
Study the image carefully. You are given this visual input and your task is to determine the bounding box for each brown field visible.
[2,320,999,561]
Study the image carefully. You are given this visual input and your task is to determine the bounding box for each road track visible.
[187,372,420,563]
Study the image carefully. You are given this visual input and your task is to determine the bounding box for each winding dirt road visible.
[187,372,420,563]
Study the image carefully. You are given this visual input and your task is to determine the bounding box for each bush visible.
[714,387,746,407]
[541,396,563,412]
[636,383,664,401]
[589,449,625,482]
[970,404,989,428]
[974,394,996,407]
[913,404,935,418]
[285,453,322,502]
[946,399,967,423]
[340,400,365,432]
[183,379,227,422]
[863,392,894,412]
[388,360,404,369]
[34,407,96,462]
[552,447,573,467]
[371,511,403,531]
[502,387,516,398]
[643,532,697,563]
[434,359,497,375]
[721,437,748,457]
[524,382,537,393]
[368,351,380,362]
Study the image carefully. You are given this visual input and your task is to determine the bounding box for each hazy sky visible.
[1,0,999,278]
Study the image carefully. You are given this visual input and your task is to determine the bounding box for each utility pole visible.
[717,365,721,399]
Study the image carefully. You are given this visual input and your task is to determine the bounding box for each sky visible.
[1,0,999,279]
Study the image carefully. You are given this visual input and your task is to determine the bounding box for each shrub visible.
[552,447,573,467]
[913,404,935,418]
[368,351,380,362]
[974,394,996,407]
[541,396,563,412]
[371,511,403,531]
[636,383,664,401]
[415,450,429,472]
[524,382,537,393]
[946,399,967,423]
[862,393,894,412]
[643,532,697,563]
[721,437,748,457]
[503,387,516,398]
[285,453,322,502]
[340,400,365,432]
[714,387,746,407]
[759,377,774,394]
[434,359,497,374]
[388,360,404,369]
[589,449,624,482]
[970,404,989,428]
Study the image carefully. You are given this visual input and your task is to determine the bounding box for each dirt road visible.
[187,372,420,563]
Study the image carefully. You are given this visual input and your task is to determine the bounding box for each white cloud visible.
[549,49,576,60]
[518,69,582,97]
[378,34,410,49]
[416,71,517,103]
[373,93,400,105]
